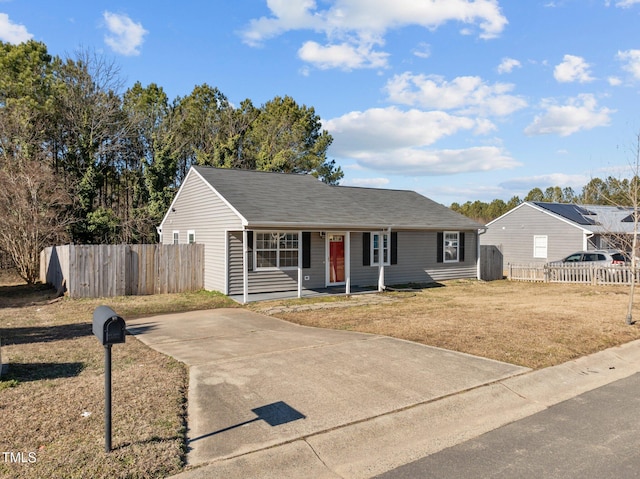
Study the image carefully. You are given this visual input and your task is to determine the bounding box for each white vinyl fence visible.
[509,263,640,285]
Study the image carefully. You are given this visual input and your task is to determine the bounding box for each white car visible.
[550,250,627,266]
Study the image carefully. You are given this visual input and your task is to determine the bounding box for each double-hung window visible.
[255,232,299,269]
[172,231,179,244]
[443,232,459,262]
[371,232,390,266]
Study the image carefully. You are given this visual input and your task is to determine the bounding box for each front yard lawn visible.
[263,279,640,370]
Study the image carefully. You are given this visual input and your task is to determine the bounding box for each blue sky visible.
[2,1,640,205]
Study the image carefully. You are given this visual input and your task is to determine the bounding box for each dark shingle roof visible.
[193,166,481,230]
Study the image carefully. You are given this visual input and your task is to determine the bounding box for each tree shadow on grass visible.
[0,282,58,309]
[2,361,85,382]
[1,323,92,346]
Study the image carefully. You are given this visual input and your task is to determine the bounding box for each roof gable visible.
[488,201,639,234]
[191,166,482,230]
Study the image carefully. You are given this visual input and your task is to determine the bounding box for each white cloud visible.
[553,54,595,83]
[385,72,527,117]
[412,42,431,59]
[241,0,320,47]
[0,13,32,44]
[326,106,486,152]
[608,76,622,86]
[499,173,589,190]
[424,184,510,203]
[298,40,388,70]
[617,49,640,80]
[524,94,614,137]
[325,106,518,175]
[614,0,640,7]
[103,12,148,56]
[497,57,521,74]
[242,0,507,69]
[342,177,391,187]
[349,146,518,175]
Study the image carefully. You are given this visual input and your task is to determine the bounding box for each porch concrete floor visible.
[229,285,379,303]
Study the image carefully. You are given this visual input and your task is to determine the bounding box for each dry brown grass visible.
[0,270,238,479]
[273,279,640,370]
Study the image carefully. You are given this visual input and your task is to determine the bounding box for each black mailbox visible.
[92,306,126,346]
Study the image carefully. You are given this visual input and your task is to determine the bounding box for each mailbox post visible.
[92,306,126,453]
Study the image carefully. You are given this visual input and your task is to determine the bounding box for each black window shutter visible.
[247,231,254,270]
[363,232,371,266]
[302,232,311,268]
[459,232,465,262]
[437,232,443,263]
[391,232,398,265]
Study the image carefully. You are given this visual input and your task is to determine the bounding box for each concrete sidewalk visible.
[127,309,640,479]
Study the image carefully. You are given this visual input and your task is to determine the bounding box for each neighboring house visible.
[159,166,483,302]
[481,201,640,266]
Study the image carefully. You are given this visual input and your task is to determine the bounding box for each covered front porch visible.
[233,229,392,304]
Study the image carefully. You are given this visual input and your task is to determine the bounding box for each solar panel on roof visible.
[532,202,596,225]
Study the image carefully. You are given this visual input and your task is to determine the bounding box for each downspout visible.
[584,232,594,250]
[477,227,487,280]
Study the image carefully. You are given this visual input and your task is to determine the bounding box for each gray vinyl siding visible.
[481,204,586,266]
[160,172,242,292]
[350,231,478,287]
[306,233,326,288]
[227,231,326,295]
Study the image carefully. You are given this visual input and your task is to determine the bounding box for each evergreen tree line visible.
[0,41,343,282]
[450,177,640,224]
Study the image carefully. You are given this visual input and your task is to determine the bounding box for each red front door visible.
[329,235,345,284]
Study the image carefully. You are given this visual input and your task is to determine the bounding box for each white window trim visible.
[443,231,460,263]
[188,230,196,244]
[371,232,390,267]
[533,235,548,259]
[253,231,300,271]
[172,230,179,245]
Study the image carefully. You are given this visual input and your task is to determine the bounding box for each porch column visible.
[298,231,303,298]
[345,231,351,295]
[242,229,248,304]
[378,227,390,292]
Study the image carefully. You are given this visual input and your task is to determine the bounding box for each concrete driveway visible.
[127,309,528,469]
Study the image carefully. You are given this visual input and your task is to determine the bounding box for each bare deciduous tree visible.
[0,105,72,284]
[0,161,72,283]
[587,133,640,325]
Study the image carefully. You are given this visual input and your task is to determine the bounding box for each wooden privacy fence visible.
[40,244,204,298]
[479,245,504,281]
[508,263,640,285]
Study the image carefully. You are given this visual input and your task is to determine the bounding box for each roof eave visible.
[244,221,482,231]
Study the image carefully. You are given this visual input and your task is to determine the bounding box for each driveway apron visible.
[127,308,529,466]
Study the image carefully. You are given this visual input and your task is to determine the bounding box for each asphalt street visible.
[376,372,640,479]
